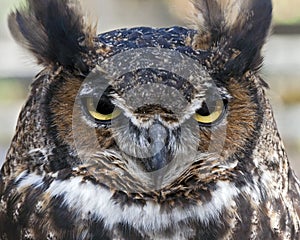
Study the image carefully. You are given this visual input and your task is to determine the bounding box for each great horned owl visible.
[0,0,299,239]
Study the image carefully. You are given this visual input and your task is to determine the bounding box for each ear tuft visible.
[8,0,96,74]
[191,0,272,73]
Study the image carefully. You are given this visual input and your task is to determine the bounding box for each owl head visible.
[5,0,279,228]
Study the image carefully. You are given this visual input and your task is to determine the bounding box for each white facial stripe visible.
[16,173,241,231]
[17,172,44,188]
[15,170,29,184]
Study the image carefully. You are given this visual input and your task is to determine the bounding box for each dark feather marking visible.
[226,0,272,74]
[89,220,111,240]
[192,0,272,74]
[1,191,22,239]
[8,0,95,73]
[231,195,253,239]
[116,223,145,240]
[50,195,75,230]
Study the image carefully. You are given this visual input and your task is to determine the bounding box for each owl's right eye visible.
[193,99,227,126]
[84,96,122,123]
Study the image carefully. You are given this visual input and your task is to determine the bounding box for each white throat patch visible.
[17,173,242,232]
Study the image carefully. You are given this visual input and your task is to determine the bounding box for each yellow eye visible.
[86,97,121,122]
[193,99,226,125]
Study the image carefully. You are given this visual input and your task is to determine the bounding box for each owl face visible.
[41,25,263,204]
[4,0,299,239]
[7,0,271,201]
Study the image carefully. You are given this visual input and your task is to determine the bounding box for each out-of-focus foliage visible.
[1,0,300,26]
[273,0,300,24]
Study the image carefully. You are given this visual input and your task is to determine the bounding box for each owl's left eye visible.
[193,99,227,126]
[85,96,122,123]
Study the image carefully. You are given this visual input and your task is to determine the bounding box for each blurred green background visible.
[0,0,299,177]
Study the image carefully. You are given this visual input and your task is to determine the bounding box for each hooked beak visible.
[143,123,171,172]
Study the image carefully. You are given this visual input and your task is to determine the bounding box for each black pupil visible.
[95,95,115,115]
[196,102,211,116]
